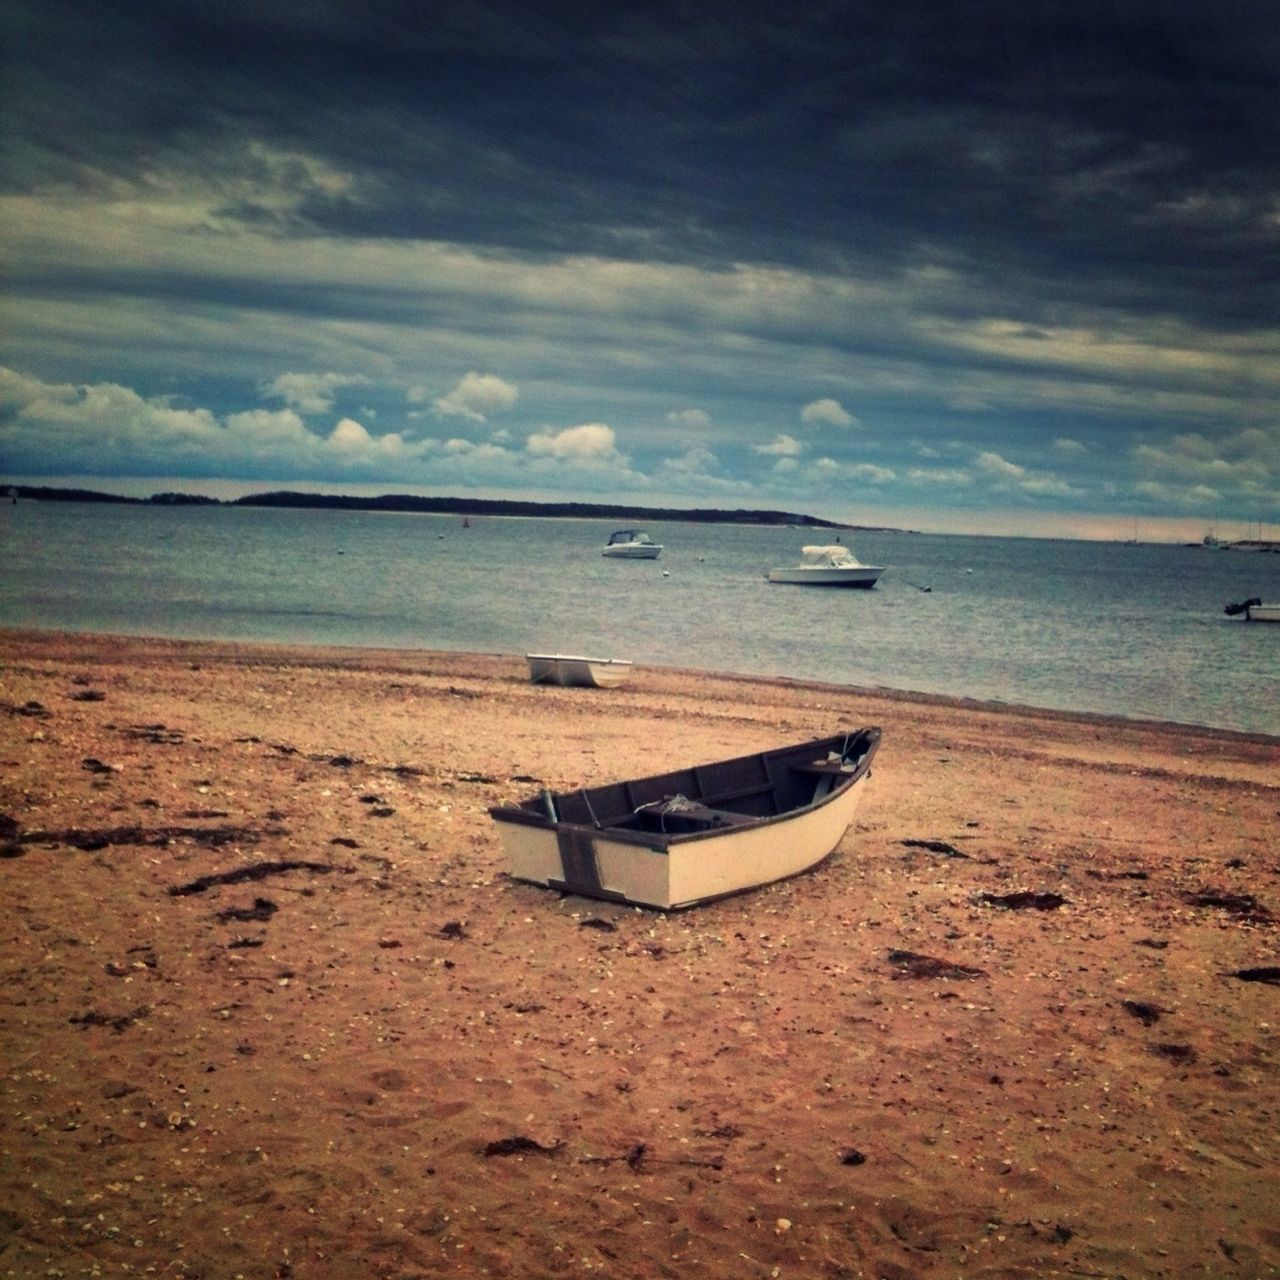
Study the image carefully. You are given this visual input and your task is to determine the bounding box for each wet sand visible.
[1,628,1277,1279]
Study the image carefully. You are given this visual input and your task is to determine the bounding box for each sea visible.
[2,500,1278,737]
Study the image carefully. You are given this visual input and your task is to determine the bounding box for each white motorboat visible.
[490,728,881,910]
[1225,598,1280,622]
[526,654,634,687]
[602,529,662,559]
[767,543,883,588]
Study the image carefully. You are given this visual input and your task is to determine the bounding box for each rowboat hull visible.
[601,544,662,559]
[490,728,880,909]
[766,566,883,587]
[1245,603,1280,622]
[526,654,633,687]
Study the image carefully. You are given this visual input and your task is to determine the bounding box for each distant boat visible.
[526,654,634,687]
[1224,598,1280,622]
[602,529,662,559]
[767,543,883,588]
[462,516,470,528]
[490,727,881,909]
[1224,539,1280,553]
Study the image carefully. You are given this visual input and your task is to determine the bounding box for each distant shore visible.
[1,628,1277,1278]
[4,483,915,532]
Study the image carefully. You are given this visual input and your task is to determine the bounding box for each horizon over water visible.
[2,500,1278,737]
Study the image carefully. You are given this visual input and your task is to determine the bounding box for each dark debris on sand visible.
[1230,966,1280,985]
[1121,999,1164,1025]
[216,897,279,924]
[168,859,347,896]
[1183,890,1272,924]
[480,1135,564,1157]
[976,891,1067,911]
[901,838,969,858]
[887,949,987,980]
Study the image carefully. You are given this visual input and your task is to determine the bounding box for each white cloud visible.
[908,467,973,486]
[525,422,621,464]
[1131,430,1275,488]
[328,418,373,450]
[969,449,1083,499]
[662,446,718,474]
[433,372,518,422]
[439,439,511,463]
[1053,437,1089,456]
[754,433,803,457]
[975,450,1026,479]
[847,462,897,484]
[801,398,856,428]
[0,366,441,477]
[263,372,366,415]
[1135,479,1222,506]
[224,408,311,448]
[14,376,220,453]
[1020,475,1078,497]
[666,408,710,428]
[0,366,70,409]
[229,141,362,218]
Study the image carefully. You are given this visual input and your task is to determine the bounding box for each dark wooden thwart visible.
[497,731,875,837]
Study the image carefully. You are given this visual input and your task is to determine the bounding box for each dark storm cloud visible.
[7,0,1276,322]
[2,0,1276,533]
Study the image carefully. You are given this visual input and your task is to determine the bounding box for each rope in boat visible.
[580,789,602,828]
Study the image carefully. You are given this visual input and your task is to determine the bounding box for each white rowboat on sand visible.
[526,654,634,687]
[490,728,881,909]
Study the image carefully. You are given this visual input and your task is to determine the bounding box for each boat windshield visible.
[608,530,652,544]
[800,544,860,567]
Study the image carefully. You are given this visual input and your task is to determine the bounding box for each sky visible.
[2,0,1278,539]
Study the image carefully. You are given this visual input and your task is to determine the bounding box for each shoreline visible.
[4,626,1276,748]
[2,628,1277,1278]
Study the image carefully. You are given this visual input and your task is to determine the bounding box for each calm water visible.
[2,501,1278,735]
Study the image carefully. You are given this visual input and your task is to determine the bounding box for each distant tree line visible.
[7,485,865,529]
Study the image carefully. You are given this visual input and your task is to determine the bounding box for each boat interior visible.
[529,729,880,836]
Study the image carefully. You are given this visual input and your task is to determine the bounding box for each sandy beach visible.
[1,628,1277,1279]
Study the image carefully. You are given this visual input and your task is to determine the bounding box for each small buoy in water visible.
[662,570,670,577]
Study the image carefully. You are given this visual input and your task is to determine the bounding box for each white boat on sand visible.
[526,654,634,687]
[490,727,881,910]
[767,543,883,588]
[602,529,662,559]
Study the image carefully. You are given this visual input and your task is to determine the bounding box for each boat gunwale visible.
[525,653,634,666]
[489,728,881,851]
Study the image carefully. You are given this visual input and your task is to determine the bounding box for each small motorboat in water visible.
[767,543,883,588]
[602,529,663,559]
[1224,597,1280,622]
[526,654,634,687]
[490,727,881,909]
